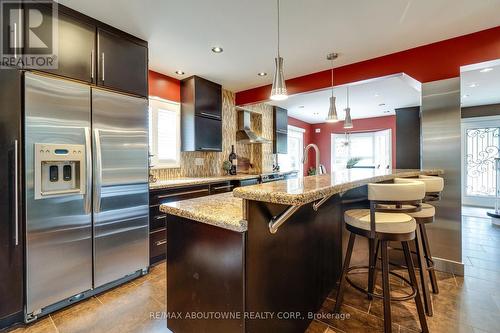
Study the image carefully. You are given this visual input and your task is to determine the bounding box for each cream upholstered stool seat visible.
[344,209,416,234]
[334,181,429,333]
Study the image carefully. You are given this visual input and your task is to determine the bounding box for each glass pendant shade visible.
[344,107,353,129]
[326,96,339,122]
[270,57,288,101]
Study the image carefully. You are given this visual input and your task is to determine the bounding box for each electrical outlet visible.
[315,128,321,133]
[195,158,204,166]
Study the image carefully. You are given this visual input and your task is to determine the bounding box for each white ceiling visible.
[269,74,421,124]
[58,0,500,92]
[461,60,500,107]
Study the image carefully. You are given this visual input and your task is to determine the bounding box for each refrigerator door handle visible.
[93,129,102,214]
[14,139,19,246]
[84,128,92,214]
[91,50,95,80]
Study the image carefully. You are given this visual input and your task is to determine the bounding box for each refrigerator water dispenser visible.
[34,143,86,199]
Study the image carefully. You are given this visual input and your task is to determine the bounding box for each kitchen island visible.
[161,169,442,333]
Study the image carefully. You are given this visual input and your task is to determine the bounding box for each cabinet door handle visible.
[198,147,220,151]
[101,52,105,82]
[199,112,221,120]
[155,240,167,246]
[157,188,209,199]
[91,50,94,80]
[213,185,234,191]
[13,140,19,246]
[155,215,167,220]
[13,23,17,61]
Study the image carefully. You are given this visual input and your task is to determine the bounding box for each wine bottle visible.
[229,145,237,175]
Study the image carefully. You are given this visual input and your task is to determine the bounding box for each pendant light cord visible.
[346,86,350,108]
[277,0,280,58]
[331,59,334,98]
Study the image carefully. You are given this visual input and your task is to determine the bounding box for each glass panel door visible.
[462,119,500,206]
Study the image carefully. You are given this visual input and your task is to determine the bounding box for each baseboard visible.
[0,311,24,331]
[433,257,464,276]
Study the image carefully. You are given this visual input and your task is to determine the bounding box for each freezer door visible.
[92,89,149,287]
[24,73,92,315]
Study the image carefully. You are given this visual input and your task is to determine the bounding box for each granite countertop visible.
[232,169,444,206]
[160,192,247,232]
[149,174,261,190]
[159,169,443,232]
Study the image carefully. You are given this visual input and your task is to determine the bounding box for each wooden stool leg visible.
[368,238,377,300]
[402,241,429,333]
[420,223,439,294]
[415,226,433,316]
[334,233,356,313]
[380,240,392,333]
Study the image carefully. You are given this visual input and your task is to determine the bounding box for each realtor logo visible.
[1,0,58,69]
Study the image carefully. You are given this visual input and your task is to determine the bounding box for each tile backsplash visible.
[151,90,274,181]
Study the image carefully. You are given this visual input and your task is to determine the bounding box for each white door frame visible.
[461,115,500,207]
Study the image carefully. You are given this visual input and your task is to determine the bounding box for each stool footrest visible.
[344,265,417,302]
[385,246,436,270]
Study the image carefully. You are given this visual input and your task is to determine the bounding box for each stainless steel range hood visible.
[236,108,272,144]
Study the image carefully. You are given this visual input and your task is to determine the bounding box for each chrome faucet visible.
[302,143,326,175]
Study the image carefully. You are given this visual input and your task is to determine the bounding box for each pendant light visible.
[325,52,339,123]
[344,86,353,129]
[270,0,288,101]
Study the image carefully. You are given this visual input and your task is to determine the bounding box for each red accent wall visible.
[288,117,314,175]
[311,116,397,173]
[236,26,500,105]
[148,70,181,102]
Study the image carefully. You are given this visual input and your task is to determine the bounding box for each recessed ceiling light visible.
[469,83,478,88]
[374,93,380,97]
[378,103,386,107]
[257,72,267,76]
[462,94,470,98]
[480,68,493,73]
[298,105,305,108]
[211,46,223,53]
[175,70,185,75]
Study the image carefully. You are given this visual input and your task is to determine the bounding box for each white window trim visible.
[288,125,305,133]
[278,125,305,175]
[149,96,181,169]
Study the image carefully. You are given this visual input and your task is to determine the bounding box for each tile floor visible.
[5,206,500,333]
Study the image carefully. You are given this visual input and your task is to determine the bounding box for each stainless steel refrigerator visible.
[21,72,149,320]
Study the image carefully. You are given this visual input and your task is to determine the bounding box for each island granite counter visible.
[161,169,442,333]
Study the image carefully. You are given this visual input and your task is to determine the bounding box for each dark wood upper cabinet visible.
[181,76,223,151]
[181,76,222,120]
[97,28,148,97]
[273,106,288,154]
[25,6,96,83]
[194,77,222,119]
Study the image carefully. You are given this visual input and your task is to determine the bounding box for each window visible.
[331,129,392,171]
[149,97,181,168]
[278,125,305,175]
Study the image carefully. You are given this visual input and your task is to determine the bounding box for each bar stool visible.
[389,175,444,316]
[334,182,429,333]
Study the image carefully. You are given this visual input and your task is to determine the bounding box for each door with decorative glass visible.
[462,116,500,207]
